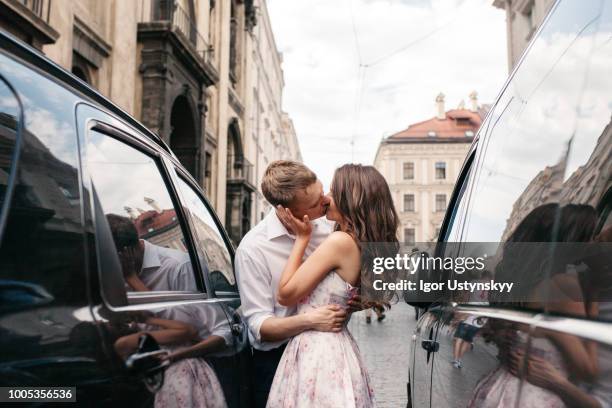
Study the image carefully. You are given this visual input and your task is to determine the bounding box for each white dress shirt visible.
[139,240,197,292]
[235,210,333,351]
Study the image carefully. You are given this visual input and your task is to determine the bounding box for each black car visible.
[407,1,612,407]
[0,29,250,406]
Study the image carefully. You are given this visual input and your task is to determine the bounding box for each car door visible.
[76,104,246,407]
[427,1,609,406]
[407,139,477,408]
[169,164,251,408]
[0,56,114,403]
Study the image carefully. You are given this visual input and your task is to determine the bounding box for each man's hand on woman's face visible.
[276,205,312,238]
[119,246,139,278]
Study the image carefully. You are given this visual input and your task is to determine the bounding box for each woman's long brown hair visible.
[330,164,399,303]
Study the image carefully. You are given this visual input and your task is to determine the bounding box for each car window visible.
[175,173,236,295]
[0,74,87,308]
[462,1,602,243]
[538,0,612,322]
[85,129,200,299]
[0,78,20,236]
[451,2,610,311]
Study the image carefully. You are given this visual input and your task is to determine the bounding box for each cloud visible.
[268,0,508,188]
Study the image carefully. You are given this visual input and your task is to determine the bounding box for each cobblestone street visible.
[348,301,417,408]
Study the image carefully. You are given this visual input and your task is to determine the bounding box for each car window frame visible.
[81,117,209,306]
[171,162,238,298]
[438,146,477,245]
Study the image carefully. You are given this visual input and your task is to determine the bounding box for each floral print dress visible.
[468,331,567,408]
[154,355,228,408]
[266,272,376,408]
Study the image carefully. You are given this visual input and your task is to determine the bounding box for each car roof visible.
[0,30,171,154]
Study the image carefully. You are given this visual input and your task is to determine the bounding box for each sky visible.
[267,0,509,188]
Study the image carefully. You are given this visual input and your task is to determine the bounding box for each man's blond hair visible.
[261,160,317,206]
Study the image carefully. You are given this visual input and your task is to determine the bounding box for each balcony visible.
[0,0,59,49]
[137,0,218,86]
[227,155,256,191]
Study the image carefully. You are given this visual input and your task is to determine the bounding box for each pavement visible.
[348,301,418,408]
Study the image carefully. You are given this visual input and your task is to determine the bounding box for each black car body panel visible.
[0,29,249,407]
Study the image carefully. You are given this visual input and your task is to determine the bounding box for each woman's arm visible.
[113,317,198,359]
[278,231,356,306]
[165,335,226,362]
[275,206,357,306]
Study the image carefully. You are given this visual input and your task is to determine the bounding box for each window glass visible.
[0,84,84,303]
[435,162,446,179]
[404,228,415,246]
[452,2,610,316]
[403,193,415,212]
[537,1,612,322]
[0,79,20,223]
[0,64,91,375]
[435,194,447,212]
[403,162,414,180]
[462,2,602,243]
[86,130,198,297]
[175,174,236,294]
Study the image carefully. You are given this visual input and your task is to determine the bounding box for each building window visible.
[435,162,446,179]
[404,228,415,245]
[434,227,440,239]
[435,194,447,212]
[526,6,535,30]
[403,194,415,212]
[204,152,212,193]
[403,162,414,180]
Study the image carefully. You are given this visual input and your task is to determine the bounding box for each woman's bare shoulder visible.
[323,230,359,250]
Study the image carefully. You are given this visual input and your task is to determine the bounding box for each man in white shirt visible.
[235,161,348,408]
[106,213,197,292]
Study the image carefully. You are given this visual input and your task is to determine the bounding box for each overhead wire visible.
[345,0,470,162]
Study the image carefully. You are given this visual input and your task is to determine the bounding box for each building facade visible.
[493,0,555,72]
[0,0,301,244]
[374,92,486,244]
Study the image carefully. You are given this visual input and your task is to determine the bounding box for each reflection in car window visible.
[86,130,198,296]
[175,175,236,294]
[462,1,603,243]
[0,79,20,227]
[0,70,89,365]
[547,1,612,324]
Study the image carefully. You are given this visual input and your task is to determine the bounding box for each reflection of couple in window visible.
[107,214,229,408]
[106,214,196,292]
[470,204,603,408]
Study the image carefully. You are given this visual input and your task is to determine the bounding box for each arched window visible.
[170,95,199,180]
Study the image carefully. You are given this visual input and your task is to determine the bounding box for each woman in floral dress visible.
[266,164,399,408]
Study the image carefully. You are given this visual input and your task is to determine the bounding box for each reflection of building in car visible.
[502,118,612,242]
[132,206,186,252]
[192,215,235,287]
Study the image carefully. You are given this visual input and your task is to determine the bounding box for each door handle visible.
[421,339,439,353]
[126,350,169,376]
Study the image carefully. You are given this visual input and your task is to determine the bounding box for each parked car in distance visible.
[407,1,612,407]
[0,30,251,406]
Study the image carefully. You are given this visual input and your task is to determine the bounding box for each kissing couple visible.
[236,160,399,408]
